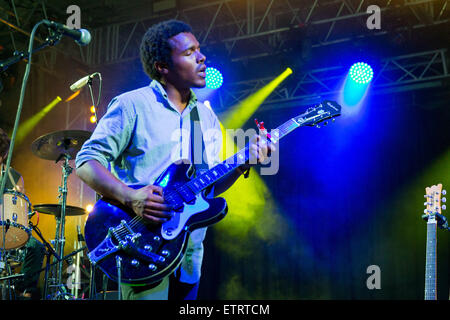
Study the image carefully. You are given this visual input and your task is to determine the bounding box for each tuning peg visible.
[323,121,328,126]
[316,124,321,128]
[442,197,446,203]
[442,190,447,195]
[442,205,446,210]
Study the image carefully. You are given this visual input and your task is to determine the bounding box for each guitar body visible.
[84,161,228,285]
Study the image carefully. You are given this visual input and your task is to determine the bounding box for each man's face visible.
[165,32,207,89]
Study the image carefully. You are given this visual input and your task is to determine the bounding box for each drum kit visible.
[0,129,93,300]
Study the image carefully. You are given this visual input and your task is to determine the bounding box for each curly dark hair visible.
[140,19,193,80]
[0,127,10,161]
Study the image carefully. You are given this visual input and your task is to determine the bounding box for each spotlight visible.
[89,105,97,124]
[205,67,223,89]
[86,204,94,213]
[349,62,373,84]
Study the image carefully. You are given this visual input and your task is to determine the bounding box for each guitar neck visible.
[424,218,437,300]
[185,118,301,195]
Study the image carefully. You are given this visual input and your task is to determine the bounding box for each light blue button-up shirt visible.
[76,80,222,283]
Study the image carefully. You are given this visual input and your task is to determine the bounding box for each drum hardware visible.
[0,250,25,300]
[31,130,91,300]
[26,241,87,300]
[0,273,24,281]
[30,130,92,161]
[32,204,86,217]
[28,221,61,300]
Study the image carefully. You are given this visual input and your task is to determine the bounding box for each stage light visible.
[205,67,223,89]
[89,105,98,124]
[223,67,293,129]
[340,63,372,108]
[15,96,62,145]
[86,204,94,213]
[65,90,81,102]
[349,62,374,84]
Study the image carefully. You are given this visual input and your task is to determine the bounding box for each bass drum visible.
[0,190,32,250]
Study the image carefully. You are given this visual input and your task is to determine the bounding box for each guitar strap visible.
[190,106,250,180]
[189,106,209,178]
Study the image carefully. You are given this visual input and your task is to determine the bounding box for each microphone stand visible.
[0,32,61,72]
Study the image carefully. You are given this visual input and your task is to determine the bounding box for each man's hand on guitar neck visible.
[247,133,276,166]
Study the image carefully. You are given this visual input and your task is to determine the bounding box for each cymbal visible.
[31,130,92,161]
[33,204,87,217]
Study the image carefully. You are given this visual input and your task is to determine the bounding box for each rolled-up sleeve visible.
[75,96,136,170]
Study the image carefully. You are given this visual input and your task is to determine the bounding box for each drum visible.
[0,191,32,250]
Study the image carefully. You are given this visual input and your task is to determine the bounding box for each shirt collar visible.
[149,80,198,114]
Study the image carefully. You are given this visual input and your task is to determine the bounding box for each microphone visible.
[70,72,99,91]
[43,20,91,46]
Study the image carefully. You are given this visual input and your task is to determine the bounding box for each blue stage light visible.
[349,62,374,84]
[205,67,223,89]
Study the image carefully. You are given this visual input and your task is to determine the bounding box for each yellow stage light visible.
[65,90,81,102]
[89,115,97,123]
[223,67,293,129]
[214,119,286,256]
[15,96,62,145]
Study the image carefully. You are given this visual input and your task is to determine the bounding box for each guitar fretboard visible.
[424,219,437,300]
[184,118,301,195]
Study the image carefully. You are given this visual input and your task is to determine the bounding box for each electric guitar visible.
[422,184,447,300]
[84,100,342,285]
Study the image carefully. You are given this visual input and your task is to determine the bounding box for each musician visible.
[75,20,274,300]
[0,128,45,300]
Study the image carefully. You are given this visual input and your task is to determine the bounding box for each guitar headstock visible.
[294,100,342,128]
[423,184,447,221]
